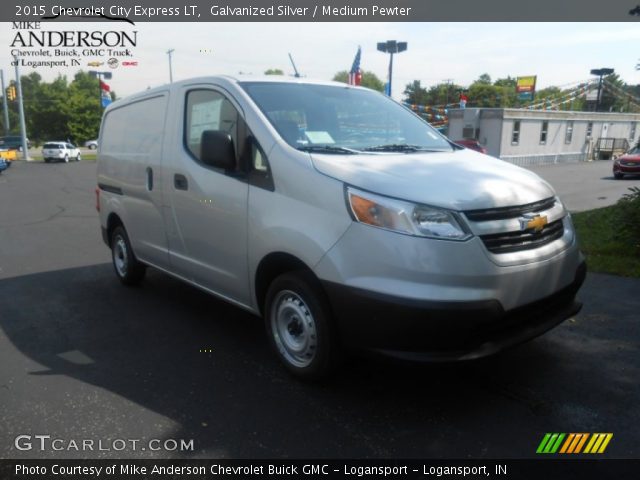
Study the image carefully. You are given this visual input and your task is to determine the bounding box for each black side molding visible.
[98,183,123,195]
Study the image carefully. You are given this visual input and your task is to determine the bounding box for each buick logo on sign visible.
[107,57,119,68]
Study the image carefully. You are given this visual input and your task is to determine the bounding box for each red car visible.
[613,145,640,179]
[455,139,488,155]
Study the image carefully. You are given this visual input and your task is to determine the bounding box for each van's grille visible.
[479,219,564,254]
[465,197,556,222]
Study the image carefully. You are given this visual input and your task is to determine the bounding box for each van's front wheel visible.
[265,272,339,379]
[110,226,146,285]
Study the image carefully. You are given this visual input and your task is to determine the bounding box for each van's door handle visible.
[174,174,188,190]
[146,167,153,191]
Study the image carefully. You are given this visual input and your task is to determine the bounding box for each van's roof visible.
[113,75,360,107]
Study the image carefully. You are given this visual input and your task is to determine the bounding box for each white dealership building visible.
[447,108,640,166]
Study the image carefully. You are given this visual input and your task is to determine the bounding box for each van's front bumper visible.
[313,220,586,360]
[321,261,585,360]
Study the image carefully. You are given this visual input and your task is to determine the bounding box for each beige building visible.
[447,108,640,166]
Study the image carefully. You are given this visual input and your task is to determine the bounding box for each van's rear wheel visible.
[265,271,339,379]
[110,226,146,285]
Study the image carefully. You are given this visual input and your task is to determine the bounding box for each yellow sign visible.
[516,76,537,93]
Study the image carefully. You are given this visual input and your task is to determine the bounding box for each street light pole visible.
[590,68,614,112]
[377,40,407,98]
[13,57,29,160]
[167,49,175,83]
[0,69,10,135]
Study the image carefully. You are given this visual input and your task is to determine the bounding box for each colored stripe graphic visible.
[584,433,613,454]
[536,433,565,453]
[537,433,613,454]
[536,433,552,453]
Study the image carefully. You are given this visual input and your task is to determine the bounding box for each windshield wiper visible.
[297,145,360,155]
[362,144,446,153]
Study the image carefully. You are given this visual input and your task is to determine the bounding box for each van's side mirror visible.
[201,130,236,170]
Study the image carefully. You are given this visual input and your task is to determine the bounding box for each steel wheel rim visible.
[113,236,128,277]
[271,290,317,368]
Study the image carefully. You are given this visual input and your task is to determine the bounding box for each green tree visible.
[403,80,429,105]
[475,73,492,85]
[264,68,284,75]
[332,70,384,92]
[493,76,517,88]
[66,71,106,143]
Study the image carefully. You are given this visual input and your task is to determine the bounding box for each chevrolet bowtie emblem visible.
[519,213,548,232]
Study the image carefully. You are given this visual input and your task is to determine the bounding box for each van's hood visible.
[309,149,555,211]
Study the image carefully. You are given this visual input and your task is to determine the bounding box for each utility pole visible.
[0,70,10,135]
[13,57,29,160]
[167,49,175,83]
[443,78,453,106]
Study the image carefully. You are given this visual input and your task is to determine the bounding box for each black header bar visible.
[4,0,640,22]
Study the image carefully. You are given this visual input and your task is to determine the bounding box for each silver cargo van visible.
[97,76,585,378]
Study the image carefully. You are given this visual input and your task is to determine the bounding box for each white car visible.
[42,142,81,163]
[84,139,98,149]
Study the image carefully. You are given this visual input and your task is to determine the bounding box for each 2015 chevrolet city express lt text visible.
[97,76,586,378]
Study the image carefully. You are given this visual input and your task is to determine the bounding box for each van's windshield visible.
[239,82,454,154]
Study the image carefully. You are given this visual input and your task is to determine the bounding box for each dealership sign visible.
[516,75,537,101]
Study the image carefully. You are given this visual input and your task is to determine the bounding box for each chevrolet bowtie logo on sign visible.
[519,213,548,232]
[536,433,613,454]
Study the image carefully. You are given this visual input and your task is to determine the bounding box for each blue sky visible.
[3,22,639,100]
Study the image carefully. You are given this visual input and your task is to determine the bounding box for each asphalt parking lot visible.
[0,159,638,459]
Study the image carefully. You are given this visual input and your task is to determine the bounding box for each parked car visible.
[97,77,585,379]
[0,149,17,165]
[0,135,31,151]
[455,139,488,154]
[613,145,640,179]
[84,139,99,150]
[0,157,8,174]
[42,142,81,163]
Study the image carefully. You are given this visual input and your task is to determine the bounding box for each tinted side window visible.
[185,90,239,162]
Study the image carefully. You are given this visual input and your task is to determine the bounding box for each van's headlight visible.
[346,186,471,240]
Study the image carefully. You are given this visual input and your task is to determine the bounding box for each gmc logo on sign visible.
[122,61,138,66]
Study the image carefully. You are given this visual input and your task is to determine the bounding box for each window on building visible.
[631,122,637,141]
[511,120,520,145]
[540,121,548,144]
[586,122,593,138]
[565,121,574,144]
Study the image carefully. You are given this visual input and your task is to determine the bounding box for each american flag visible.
[348,47,362,86]
[100,80,112,108]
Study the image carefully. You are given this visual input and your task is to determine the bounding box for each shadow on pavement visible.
[0,265,638,458]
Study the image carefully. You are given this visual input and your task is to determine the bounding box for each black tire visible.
[264,271,340,379]
[44,158,50,163]
[614,172,624,179]
[110,225,146,285]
